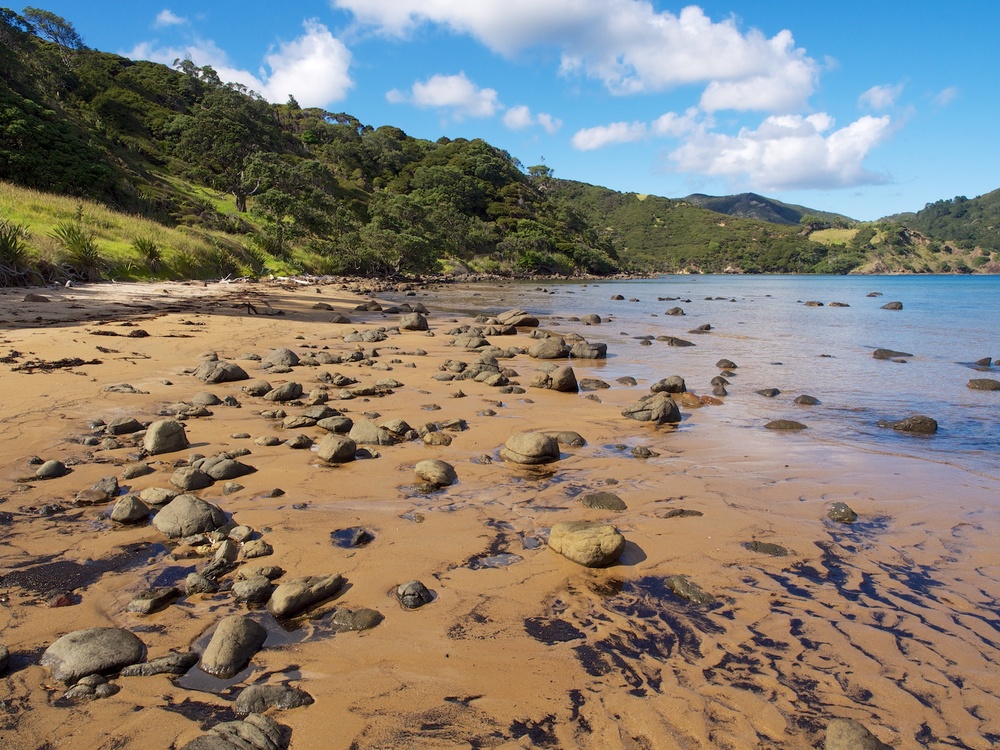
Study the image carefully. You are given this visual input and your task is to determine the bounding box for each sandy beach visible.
[0,278,997,750]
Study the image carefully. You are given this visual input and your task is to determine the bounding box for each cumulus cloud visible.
[334,0,818,111]
[571,121,648,151]
[387,73,499,119]
[670,113,893,191]
[128,19,352,107]
[859,83,904,111]
[503,104,562,133]
[154,9,187,28]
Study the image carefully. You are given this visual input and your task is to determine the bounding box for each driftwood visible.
[243,301,285,316]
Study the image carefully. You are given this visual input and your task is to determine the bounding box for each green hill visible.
[682,192,854,228]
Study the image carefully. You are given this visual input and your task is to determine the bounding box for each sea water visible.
[407,275,999,480]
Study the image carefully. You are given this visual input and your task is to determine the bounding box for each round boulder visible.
[621,392,681,424]
[143,419,189,455]
[316,434,357,463]
[968,378,1000,391]
[548,521,625,567]
[499,432,561,465]
[400,312,429,331]
[414,459,457,487]
[41,627,145,683]
[199,615,267,678]
[151,494,227,538]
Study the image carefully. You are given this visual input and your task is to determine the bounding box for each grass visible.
[0,180,283,283]
[809,228,858,246]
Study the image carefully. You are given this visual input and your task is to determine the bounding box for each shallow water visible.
[414,275,1000,480]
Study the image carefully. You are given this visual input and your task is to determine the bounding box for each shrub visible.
[131,235,162,271]
[50,222,105,281]
[0,219,36,286]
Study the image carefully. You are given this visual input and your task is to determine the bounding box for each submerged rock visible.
[396,580,434,609]
[665,575,716,605]
[968,378,1000,391]
[268,574,345,618]
[877,415,937,434]
[873,348,913,360]
[764,420,808,431]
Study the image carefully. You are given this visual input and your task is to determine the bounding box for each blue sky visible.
[29,1,999,220]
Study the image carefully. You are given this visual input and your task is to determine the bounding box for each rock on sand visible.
[548,521,625,567]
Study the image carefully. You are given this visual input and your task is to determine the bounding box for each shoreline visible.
[0,278,997,749]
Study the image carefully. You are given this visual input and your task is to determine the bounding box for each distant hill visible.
[550,181,849,273]
[884,189,1000,253]
[682,192,854,227]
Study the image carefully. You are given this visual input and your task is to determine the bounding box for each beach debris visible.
[396,580,434,609]
[967,378,1000,390]
[41,627,145,683]
[268,573,345,618]
[880,301,903,310]
[143,419,189,455]
[151,494,227,538]
[548,521,625,567]
[825,718,895,750]
[828,502,858,524]
[499,432,561,465]
[579,491,627,511]
[530,364,579,392]
[665,574,716,605]
[764,419,808,431]
[199,615,267,678]
[876,415,938,434]
[621,392,681,424]
[414,459,458,488]
[12,357,101,372]
[119,651,198,677]
[236,684,315,715]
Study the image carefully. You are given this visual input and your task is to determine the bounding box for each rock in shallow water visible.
[621,392,681,424]
[414,459,457,487]
[267,574,344,618]
[397,580,434,609]
[199,615,267,678]
[876,415,937,434]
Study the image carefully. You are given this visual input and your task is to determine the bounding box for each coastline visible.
[0,278,997,749]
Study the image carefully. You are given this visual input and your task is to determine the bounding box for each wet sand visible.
[0,279,998,749]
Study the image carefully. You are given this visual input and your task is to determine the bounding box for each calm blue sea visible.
[411,275,1000,479]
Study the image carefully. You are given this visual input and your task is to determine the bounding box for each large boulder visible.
[548,522,625,567]
[199,616,267,678]
[41,627,145,683]
[349,420,396,446]
[414,459,457,487]
[399,312,429,331]
[268,574,345,618]
[497,309,539,327]
[621,392,681,424]
[531,366,578,393]
[261,348,300,369]
[235,684,314,715]
[179,713,288,750]
[193,360,249,384]
[528,338,569,359]
[316,434,357,463]
[152,495,227,538]
[499,432,561,465]
[263,382,303,402]
[569,342,607,359]
[143,419,189,455]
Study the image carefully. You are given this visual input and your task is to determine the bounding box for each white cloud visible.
[128,20,352,107]
[859,83,904,111]
[933,86,958,106]
[670,113,893,191]
[651,108,702,137]
[503,104,562,133]
[155,9,187,28]
[571,121,648,151]
[260,19,352,106]
[387,73,499,119]
[334,0,818,111]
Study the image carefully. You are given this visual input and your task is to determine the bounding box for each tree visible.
[21,7,85,61]
[175,85,278,211]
